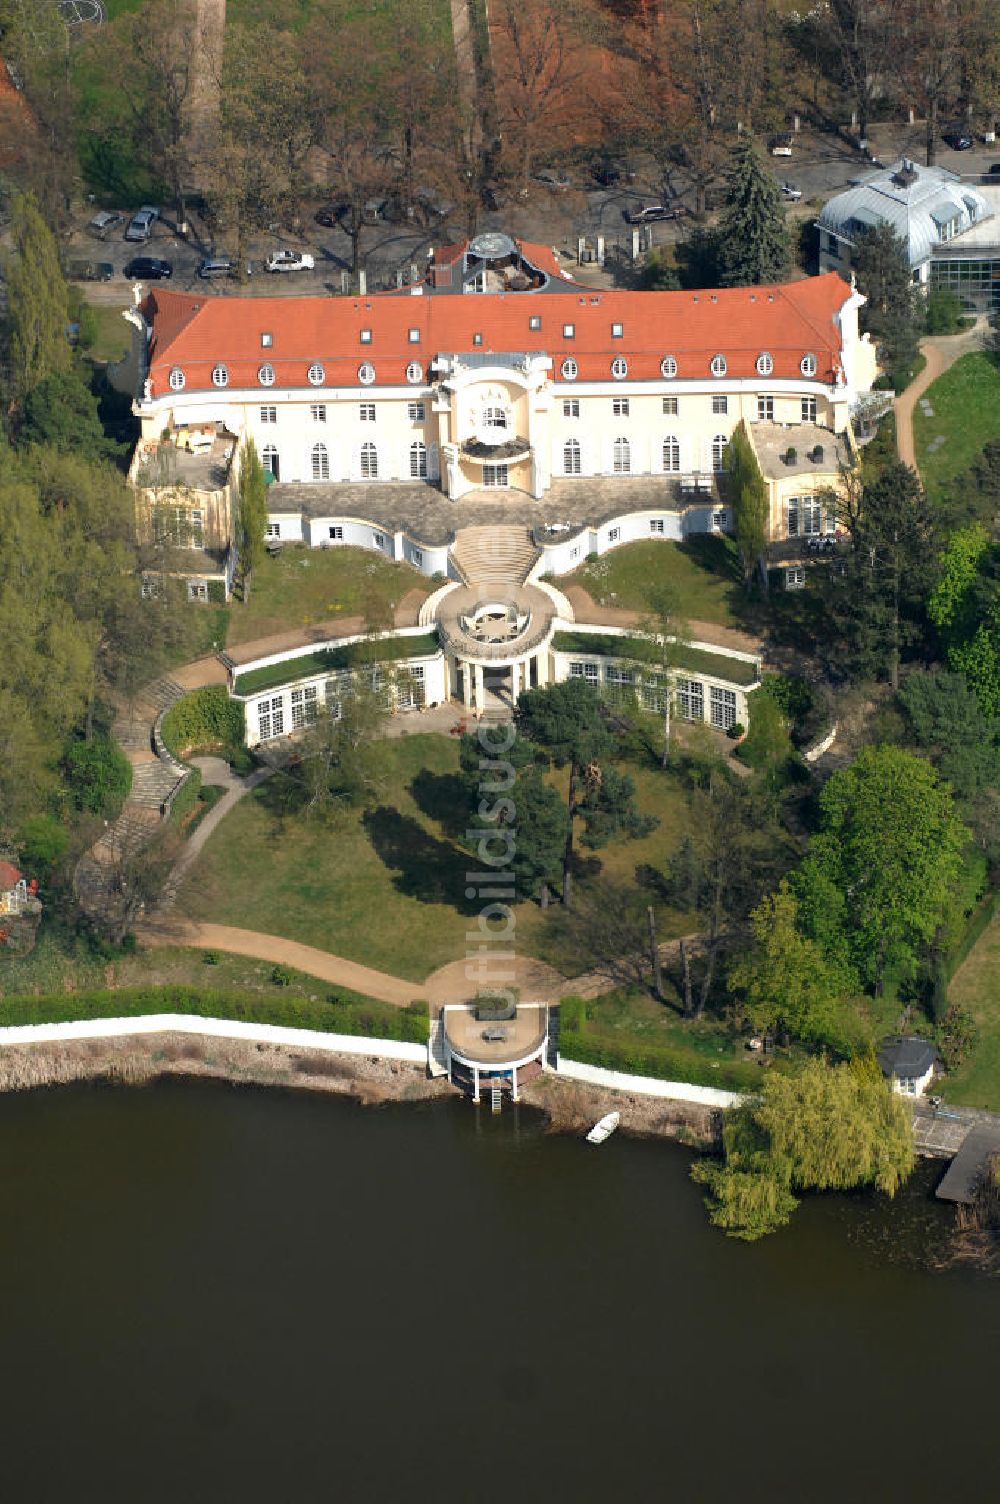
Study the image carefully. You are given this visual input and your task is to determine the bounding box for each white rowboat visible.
[586,1111,620,1144]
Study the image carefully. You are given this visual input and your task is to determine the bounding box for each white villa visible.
[114,231,879,737]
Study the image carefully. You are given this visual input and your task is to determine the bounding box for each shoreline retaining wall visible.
[557,1056,742,1108]
[0,1015,427,1063]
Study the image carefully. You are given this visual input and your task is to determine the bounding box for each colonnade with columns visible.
[451,650,551,712]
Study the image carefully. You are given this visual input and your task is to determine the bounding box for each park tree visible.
[717,134,790,286]
[289,676,390,820]
[896,0,963,166]
[20,368,120,461]
[823,0,901,144]
[898,667,1000,799]
[235,438,268,597]
[852,223,921,385]
[504,768,570,909]
[490,0,588,195]
[634,584,692,766]
[663,769,786,1016]
[729,881,859,1049]
[928,523,1000,717]
[797,745,969,991]
[3,192,70,407]
[725,421,769,590]
[513,679,656,906]
[823,461,937,688]
[692,1055,914,1239]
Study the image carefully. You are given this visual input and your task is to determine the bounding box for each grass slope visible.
[226,547,427,648]
[912,351,1000,502]
[564,538,743,626]
[941,913,1000,1111]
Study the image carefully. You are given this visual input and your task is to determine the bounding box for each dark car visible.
[314,202,348,227]
[64,257,114,283]
[590,158,636,187]
[944,131,974,150]
[124,256,172,280]
[988,163,1000,176]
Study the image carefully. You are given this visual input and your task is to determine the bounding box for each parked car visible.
[769,134,793,156]
[124,255,173,280]
[87,210,123,241]
[779,181,803,201]
[532,166,571,191]
[590,158,635,187]
[314,201,348,227]
[64,257,114,283]
[124,206,160,242]
[944,130,974,150]
[624,202,678,224]
[987,162,1000,176]
[265,249,315,273]
[198,255,237,279]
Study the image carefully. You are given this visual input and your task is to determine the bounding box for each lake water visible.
[0,1078,996,1503]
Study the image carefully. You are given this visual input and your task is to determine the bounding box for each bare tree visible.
[490,0,588,195]
[896,0,963,166]
[825,0,902,144]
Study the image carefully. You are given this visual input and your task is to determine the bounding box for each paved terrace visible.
[444,1005,548,1066]
[267,476,718,547]
[752,422,851,481]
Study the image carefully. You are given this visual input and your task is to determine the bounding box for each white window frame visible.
[800,353,817,377]
[563,398,580,418]
[564,438,582,475]
[257,695,284,740]
[613,436,631,474]
[212,364,228,387]
[260,406,277,424]
[710,354,727,377]
[662,396,678,416]
[310,404,327,423]
[712,434,728,472]
[482,463,509,488]
[611,356,628,379]
[358,362,376,385]
[258,363,275,387]
[710,685,737,730]
[712,394,728,415]
[677,678,704,721]
[407,401,425,422]
[311,443,329,481]
[261,444,279,479]
[561,357,578,380]
[756,352,773,375]
[360,442,378,479]
[650,519,665,534]
[612,396,630,417]
[307,362,325,386]
[661,355,678,378]
[662,435,680,473]
[563,323,575,338]
[405,361,423,384]
[786,565,806,589]
[410,440,427,478]
[757,395,774,421]
[169,367,185,391]
[360,403,376,422]
[291,685,319,730]
[801,396,817,423]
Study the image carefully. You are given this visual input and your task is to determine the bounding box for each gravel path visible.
[894,319,988,478]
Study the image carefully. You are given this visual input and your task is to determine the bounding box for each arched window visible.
[660,355,677,379]
[310,442,329,481]
[482,405,508,431]
[756,352,773,376]
[611,356,628,380]
[261,444,280,481]
[613,437,631,474]
[561,357,578,380]
[405,361,423,385]
[662,435,680,473]
[258,363,275,386]
[564,438,581,475]
[212,363,228,387]
[307,362,325,386]
[360,441,378,479]
[169,367,185,391]
[358,362,376,385]
[800,352,817,377]
[712,433,728,472]
[409,441,427,478]
[710,354,727,378]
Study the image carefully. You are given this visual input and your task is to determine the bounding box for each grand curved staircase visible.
[451,525,540,590]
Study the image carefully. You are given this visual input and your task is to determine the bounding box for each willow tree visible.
[725,420,769,591]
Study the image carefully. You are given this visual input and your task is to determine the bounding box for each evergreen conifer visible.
[717,135,791,286]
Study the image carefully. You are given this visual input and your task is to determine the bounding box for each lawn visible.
[912,351,1000,503]
[939,912,1000,1111]
[175,732,693,983]
[563,537,744,627]
[83,301,131,364]
[226,546,428,648]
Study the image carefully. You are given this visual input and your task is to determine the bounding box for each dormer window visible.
[212,363,228,387]
[563,323,575,338]
[169,367,185,391]
[408,328,420,344]
[360,329,372,344]
[611,356,628,379]
[358,361,376,384]
[261,332,273,348]
[800,353,817,377]
[529,315,541,330]
[473,333,483,346]
[405,361,423,385]
[756,352,773,376]
[660,355,677,379]
[561,357,578,380]
[258,363,275,386]
[710,354,727,378]
[307,362,326,386]
[612,322,624,338]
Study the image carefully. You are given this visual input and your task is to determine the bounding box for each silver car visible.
[125,206,160,242]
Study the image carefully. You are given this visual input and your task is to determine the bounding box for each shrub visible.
[271,964,292,987]
[207,579,226,605]
[939,1002,978,1069]
[63,734,131,816]
[925,289,967,335]
[18,814,69,877]
[168,768,202,828]
[160,687,245,761]
[202,950,220,966]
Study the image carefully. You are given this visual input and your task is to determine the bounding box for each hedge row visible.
[0,985,429,1043]
[558,1016,757,1093]
[930,888,1000,1020]
[160,688,246,761]
[168,768,203,828]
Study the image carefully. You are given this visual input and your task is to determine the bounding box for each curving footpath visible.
[894,318,988,478]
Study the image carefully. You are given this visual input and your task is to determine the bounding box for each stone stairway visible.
[451,525,540,589]
[427,1013,449,1078]
[74,674,197,927]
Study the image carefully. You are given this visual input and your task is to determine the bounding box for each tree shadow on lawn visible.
[362,805,480,914]
[408,768,473,842]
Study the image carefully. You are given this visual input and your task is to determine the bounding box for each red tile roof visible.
[0,861,22,891]
[144,272,853,398]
